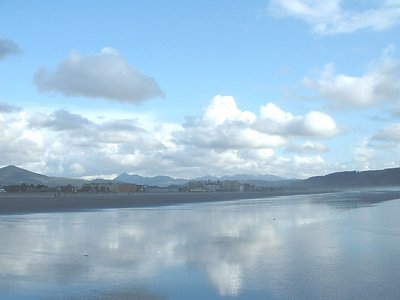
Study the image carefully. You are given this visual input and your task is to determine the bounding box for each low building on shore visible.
[81,182,144,193]
[185,180,255,192]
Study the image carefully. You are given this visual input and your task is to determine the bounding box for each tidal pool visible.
[1,190,400,299]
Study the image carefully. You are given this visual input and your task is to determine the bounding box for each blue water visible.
[1,190,400,299]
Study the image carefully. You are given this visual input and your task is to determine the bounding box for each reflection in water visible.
[1,190,400,299]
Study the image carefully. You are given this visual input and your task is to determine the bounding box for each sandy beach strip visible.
[1,189,400,215]
[0,190,324,215]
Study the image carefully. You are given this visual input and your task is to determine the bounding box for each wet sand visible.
[0,190,324,215]
[2,189,400,215]
[2,190,400,299]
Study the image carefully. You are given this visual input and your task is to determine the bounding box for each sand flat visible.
[0,191,300,214]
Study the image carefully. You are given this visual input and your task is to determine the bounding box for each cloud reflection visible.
[1,192,399,298]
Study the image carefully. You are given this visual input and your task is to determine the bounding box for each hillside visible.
[0,165,87,187]
[0,165,49,186]
[303,167,400,188]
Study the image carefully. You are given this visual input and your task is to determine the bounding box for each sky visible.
[1,0,400,180]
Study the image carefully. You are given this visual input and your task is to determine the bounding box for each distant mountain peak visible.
[114,172,286,187]
[1,164,46,175]
[113,173,187,187]
[0,165,48,186]
[194,173,285,182]
[3,165,22,170]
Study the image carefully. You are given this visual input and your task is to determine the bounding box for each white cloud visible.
[0,113,44,167]
[29,109,91,131]
[179,125,285,150]
[22,109,175,177]
[0,96,340,179]
[268,0,400,34]
[352,139,376,170]
[179,96,285,150]
[34,48,164,103]
[292,154,327,178]
[69,163,85,175]
[373,123,400,142]
[305,46,400,109]
[286,141,328,154]
[169,96,338,178]
[0,102,21,113]
[241,148,275,161]
[255,103,338,137]
[302,111,339,137]
[203,95,256,126]
[352,127,400,171]
[0,39,21,59]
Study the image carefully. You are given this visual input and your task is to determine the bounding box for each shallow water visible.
[1,190,400,299]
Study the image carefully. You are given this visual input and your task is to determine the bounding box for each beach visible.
[0,191,310,215]
[2,189,400,215]
[1,189,400,299]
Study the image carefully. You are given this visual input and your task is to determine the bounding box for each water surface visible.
[1,190,400,299]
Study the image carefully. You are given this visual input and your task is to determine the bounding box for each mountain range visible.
[1,164,400,189]
[114,173,188,187]
[114,172,285,187]
[0,165,286,187]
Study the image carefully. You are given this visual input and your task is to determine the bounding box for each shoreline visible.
[1,188,400,215]
[0,190,331,215]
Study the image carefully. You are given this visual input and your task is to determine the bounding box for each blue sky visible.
[1,0,400,179]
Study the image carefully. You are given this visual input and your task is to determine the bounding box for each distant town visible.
[0,179,266,194]
[1,164,400,194]
[0,165,293,194]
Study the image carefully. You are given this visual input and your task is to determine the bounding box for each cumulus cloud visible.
[350,121,400,171]
[373,123,400,142]
[0,102,21,113]
[292,154,327,177]
[167,96,338,178]
[178,96,284,150]
[305,46,400,109]
[0,39,21,59]
[268,0,400,34]
[34,47,164,103]
[0,113,44,167]
[23,109,168,177]
[29,109,91,131]
[202,95,256,126]
[393,104,400,117]
[286,141,328,154]
[256,103,338,137]
[0,96,339,179]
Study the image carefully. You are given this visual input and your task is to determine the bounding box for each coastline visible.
[0,190,330,215]
[2,188,400,215]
